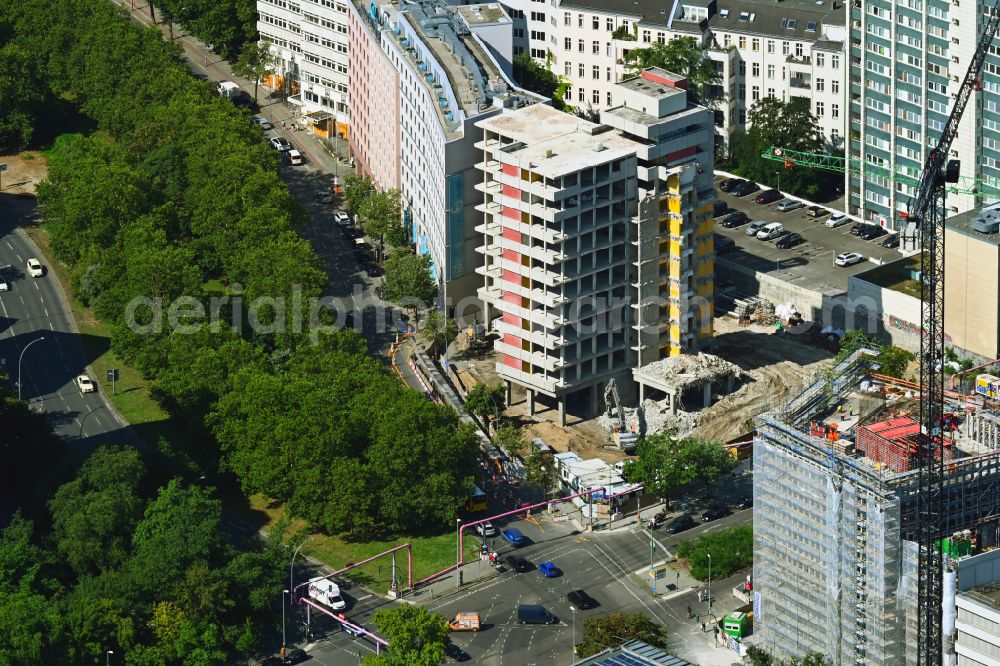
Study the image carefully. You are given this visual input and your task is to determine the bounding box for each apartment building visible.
[956,584,1000,665]
[520,0,845,151]
[850,0,1000,227]
[258,0,352,133]
[498,0,552,61]
[347,0,542,309]
[474,69,714,423]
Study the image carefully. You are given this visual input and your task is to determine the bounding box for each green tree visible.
[359,188,403,260]
[0,42,48,150]
[622,37,720,104]
[835,329,915,379]
[512,52,570,110]
[421,309,459,357]
[364,605,449,666]
[463,382,506,427]
[676,525,753,581]
[343,174,377,214]
[492,423,528,456]
[575,612,667,659]
[383,251,438,321]
[523,451,557,490]
[233,39,277,105]
[627,433,736,500]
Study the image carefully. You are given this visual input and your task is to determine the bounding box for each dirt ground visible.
[0,152,48,196]
[454,316,835,461]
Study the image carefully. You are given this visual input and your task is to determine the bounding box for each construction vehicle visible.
[603,379,638,453]
[766,6,1000,662]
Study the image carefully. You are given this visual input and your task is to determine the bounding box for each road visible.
[0,201,131,447]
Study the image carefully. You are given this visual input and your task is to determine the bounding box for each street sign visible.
[107,368,120,395]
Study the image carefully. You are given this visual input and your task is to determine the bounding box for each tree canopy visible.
[383,251,438,315]
[575,612,667,658]
[626,433,736,499]
[835,329,915,379]
[363,605,450,666]
[622,37,721,105]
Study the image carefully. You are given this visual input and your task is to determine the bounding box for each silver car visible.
[776,199,804,212]
[745,220,768,236]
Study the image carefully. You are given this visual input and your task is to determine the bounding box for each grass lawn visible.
[249,495,482,589]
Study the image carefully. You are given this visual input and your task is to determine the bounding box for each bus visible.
[467,484,488,513]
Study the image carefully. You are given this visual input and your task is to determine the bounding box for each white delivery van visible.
[217,81,241,98]
[757,222,784,240]
[307,578,347,610]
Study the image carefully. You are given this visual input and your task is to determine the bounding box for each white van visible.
[757,222,784,241]
[307,578,347,610]
[217,81,240,98]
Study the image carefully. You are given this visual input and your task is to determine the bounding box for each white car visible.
[286,149,304,166]
[333,211,351,226]
[26,258,43,277]
[270,136,292,151]
[475,521,497,537]
[0,279,8,292]
[825,213,851,228]
[76,374,96,393]
[776,199,804,213]
[835,251,865,267]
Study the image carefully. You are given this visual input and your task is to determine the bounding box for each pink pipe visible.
[294,543,412,597]
[301,597,389,650]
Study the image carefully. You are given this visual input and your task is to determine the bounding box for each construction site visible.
[753,347,1000,665]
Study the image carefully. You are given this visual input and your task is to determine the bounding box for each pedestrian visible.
[701,622,706,632]
[687,604,692,618]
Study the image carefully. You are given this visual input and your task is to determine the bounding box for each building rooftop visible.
[947,206,1000,246]
[456,3,509,26]
[962,582,1000,612]
[617,69,688,100]
[572,640,694,666]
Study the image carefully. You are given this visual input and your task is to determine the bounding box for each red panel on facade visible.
[502,184,520,200]
[666,146,698,163]
[641,69,687,90]
[502,249,520,263]
[502,291,521,305]
[502,163,520,177]
[502,206,520,220]
[502,269,521,285]
[502,226,521,241]
[502,354,521,369]
[503,333,521,348]
[502,312,520,326]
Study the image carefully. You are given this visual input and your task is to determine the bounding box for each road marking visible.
[356,594,373,601]
[703,524,723,533]
[49,323,54,330]
[43,307,48,317]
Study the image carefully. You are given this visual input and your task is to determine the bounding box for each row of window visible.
[261,0,301,12]
[563,86,614,107]
[303,11,347,33]
[304,0,346,13]
[303,51,348,74]
[303,71,347,93]
[303,31,348,53]
[259,30,300,53]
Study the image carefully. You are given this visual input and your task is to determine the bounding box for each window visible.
[606,66,612,81]
[578,39,584,52]
[816,101,824,116]
[530,47,545,58]
[606,42,611,56]
[513,28,524,38]
[564,12,571,25]
[767,64,775,78]
[806,21,816,31]
[752,38,760,51]
[738,83,746,98]
[592,40,599,54]
[565,37,572,50]
[592,89,599,104]
[832,80,839,94]
[752,62,760,77]
[642,30,651,43]
[738,36,747,49]
[513,45,524,55]
[578,63,584,77]
[767,40,775,54]
[832,54,840,68]
[767,87,775,97]
[739,109,746,124]
[816,52,825,67]
[607,91,612,105]
[606,18,613,31]
[832,104,839,118]
[531,11,544,21]
[530,30,545,40]
[723,34,731,47]
[565,62,572,76]
[752,85,760,100]
[578,13,583,27]
[795,42,803,57]
[593,65,600,79]
[593,16,599,29]
[739,61,746,76]
[578,87,585,102]
[782,41,790,55]
[657,32,665,44]
[816,78,824,91]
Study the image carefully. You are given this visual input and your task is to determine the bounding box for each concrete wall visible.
[848,268,923,353]
[946,226,1000,359]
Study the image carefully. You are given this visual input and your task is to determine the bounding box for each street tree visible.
[364,605,450,666]
[523,451,557,490]
[359,188,403,260]
[382,251,438,322]
[463,382,506,427]
[676,525,752,581]
[575,612,667,659]
[492,423,528,456]
[622,37,720,104]
[233,39,277,105]
[343,174,377,215]
[627,433,736,500]
[0,42,48,151]
[512,52,571,110]
[421,309,459,357]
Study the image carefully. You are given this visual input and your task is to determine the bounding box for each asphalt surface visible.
[714,177,903,293]
[0,204,131,447]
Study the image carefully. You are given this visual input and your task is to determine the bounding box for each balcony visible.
[789,75,811,90]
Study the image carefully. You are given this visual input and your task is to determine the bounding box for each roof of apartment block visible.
[617,68,688,99]
[962,583,1000,612]
[946,206,1000,246]
[476,104,640,176]
[456,3,509,26]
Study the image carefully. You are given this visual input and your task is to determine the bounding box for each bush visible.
[677,525,753,582]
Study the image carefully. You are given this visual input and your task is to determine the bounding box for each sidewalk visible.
[108,0,351,179]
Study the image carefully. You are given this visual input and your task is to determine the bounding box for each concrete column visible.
[703,382,712,408]
[558,398,566,427]
[639,382,645,403]
[668,389,678,416]
[505,380,512,405]
[727,374,735,393]
[527,389,535,416]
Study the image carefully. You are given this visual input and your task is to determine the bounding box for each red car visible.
[755,189,783,205]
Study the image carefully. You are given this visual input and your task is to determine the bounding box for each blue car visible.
[502,528,526,547]
[538,561,561,578]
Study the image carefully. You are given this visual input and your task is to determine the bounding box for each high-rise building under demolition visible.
[754,349,1000,665]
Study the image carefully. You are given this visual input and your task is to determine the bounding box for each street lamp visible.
[707,551,713,616]
[106,650,113,666]
[289,536,313,597]
[571,607,577,658]
[456,518,463,585]
[17,336,45,401]
[281,589,290,656]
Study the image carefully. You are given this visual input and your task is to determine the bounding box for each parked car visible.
[26,258,44,277]
[0,278,8,292]
[731,181,760,197]
[366,264,383,277]
[286,149,304,166]
[860,224,888,240]
[701,505,730,522]
[713,201,729,217]
[664,514,696,534]
[475,521,496,538]
[566,589,598,610]
[754,189,783,205]
[849,223,867,236]
[76,374,96,394]
[721,212,749,228]
[334,211,351,226]
[776,199,804,213]
[517,604,557,625]
[825,213,851,228]
[756,222,784,241]
[445,643,471,662]
[807,205,829,218]
[251,116,273,130]
[835,251,865,267]
[714,235,737,255]
[718,177,746,193]
[745,220,768,237]
[776,232,805,249]
[506,554,532,572]
[282,648,309,664]
[502,528,527,546]
[270,136,292,151]
[735,496,753,510]
[881,234,900,248]
[538,561,561,578]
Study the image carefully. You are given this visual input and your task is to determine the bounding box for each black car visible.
[721,212,750,228]
[506,554,532,572]
[517,604,557,625]
[881,233,900,248]
[718,177,746,193]
[714,236,737,255]
[367,264,383,277]
[713,201,729,217]
[775,232,805,249]
[860,225,888,240]
[664,514,696,534]
[735,496,753,510]
[263,648,310,665]
[754,189,783,205]
[850,222,877,236]
[567,589,599,610]
[731,181,759,197]
[445,643,471,662]
[701,505,730,522]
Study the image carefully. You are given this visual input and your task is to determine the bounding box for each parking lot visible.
[714,177,903,293]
